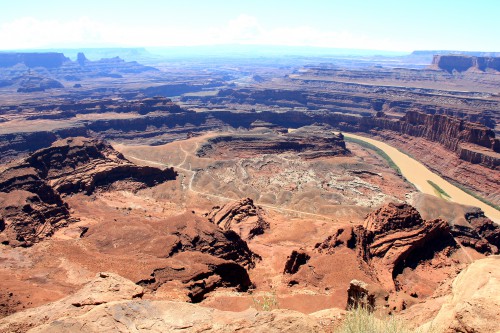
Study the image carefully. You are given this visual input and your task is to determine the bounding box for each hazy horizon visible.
[1,0,499,53]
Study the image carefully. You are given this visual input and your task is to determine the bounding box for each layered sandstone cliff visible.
[370,111,500,169]
[25,137,177,194]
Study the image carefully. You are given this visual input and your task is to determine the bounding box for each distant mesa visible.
[432,54,500,73]
[0,52,69,68]
[0,51,158,89]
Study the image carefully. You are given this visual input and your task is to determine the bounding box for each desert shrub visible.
[251,291,279,311]
[335,306,433,333]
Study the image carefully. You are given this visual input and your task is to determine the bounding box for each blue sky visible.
[0,0,498,51]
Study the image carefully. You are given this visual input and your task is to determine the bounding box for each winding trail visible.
[127,155,335,220]
[343,133,499,223]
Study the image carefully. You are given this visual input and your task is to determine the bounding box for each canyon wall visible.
[185,87,500,133]
[2,107,496,168]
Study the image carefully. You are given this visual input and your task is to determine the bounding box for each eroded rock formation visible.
[0,190,71,247]
[0,164,71,246]
[138,252,253,303]
[0,137,176,246]
[465,208,500,249]
[133,212,258,302]
[205,197,269,240]
[156,213,257,267]
[283,250,311,275]
[312,203,499,296]
[314,225,362,253]
[24,137,177,194]
[346,280,376,311]
[360,203,455,290]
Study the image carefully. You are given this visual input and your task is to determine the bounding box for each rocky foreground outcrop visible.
[2,260,498,333]
[205,197,270,240]
[138,252,253,303]
[0,272,146,333]
[420,256,500,333]
[0,137,176,246]
[0,272,344,333]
